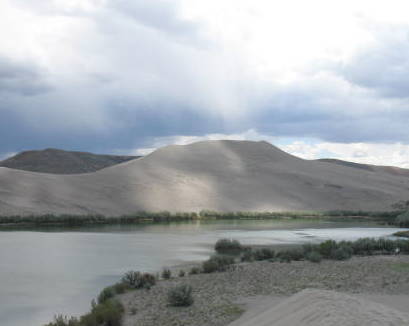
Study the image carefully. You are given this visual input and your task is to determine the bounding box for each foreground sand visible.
[230,289,409,326]
[119,255,409,326]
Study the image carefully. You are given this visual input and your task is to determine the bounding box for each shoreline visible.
[119,255,409,326]
[0,210,403,228]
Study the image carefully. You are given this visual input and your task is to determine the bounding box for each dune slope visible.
[1,140,409,216]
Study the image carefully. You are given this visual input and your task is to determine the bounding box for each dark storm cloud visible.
[338,25,409,99]
[0,56,51,96]
[2,1,409,158]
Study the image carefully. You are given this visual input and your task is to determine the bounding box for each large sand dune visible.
[229,289,409,326]
[1,140,409,216]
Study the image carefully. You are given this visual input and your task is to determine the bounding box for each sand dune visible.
[229,289,409,326]
[1,140,409,216]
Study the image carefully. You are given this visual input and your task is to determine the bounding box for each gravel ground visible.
[119,255,409,326]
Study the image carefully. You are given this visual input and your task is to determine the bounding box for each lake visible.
[0,219,406,326]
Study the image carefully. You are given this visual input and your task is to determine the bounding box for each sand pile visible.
[229,289,409,326]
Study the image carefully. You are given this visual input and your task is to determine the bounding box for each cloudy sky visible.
[1,0,409,167]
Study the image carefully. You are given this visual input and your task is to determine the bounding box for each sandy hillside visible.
[229,289,409,326]
[1,140,409,216]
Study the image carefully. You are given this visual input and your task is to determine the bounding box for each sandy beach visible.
[119,255,409,326]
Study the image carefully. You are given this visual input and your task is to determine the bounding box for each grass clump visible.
[215,238,243,255]
[202,255,235,273]
[277,248,304,262]
[167,284,194,307]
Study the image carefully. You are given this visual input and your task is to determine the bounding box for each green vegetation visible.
[394,230,409,238]
[161,268,172,279]
[121,271,156,289]
[390,262,409,272]
[1,209,405,227]
[396,211,409,227]
[202,255,235,273]
[178,270,186,277]
[189,267,200,275]
[167,284,194,307]
[44,299,124,326]
[305,251,322,263]
[215,238,243,254]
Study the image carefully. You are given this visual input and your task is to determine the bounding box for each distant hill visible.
[317,158,409,178]
[1,140,409,216]
[0,148,139,174]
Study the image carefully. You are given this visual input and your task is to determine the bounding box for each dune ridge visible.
[1,140,409,216]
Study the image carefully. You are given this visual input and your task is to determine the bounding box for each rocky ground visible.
[119,255,409,326]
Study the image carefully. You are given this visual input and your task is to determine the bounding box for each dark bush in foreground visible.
[167,284,194,307]
[45,299,124,326]
[45,315,80,326]
[202,255,235,273]
[305,251,322,263]
[215,238,243,254]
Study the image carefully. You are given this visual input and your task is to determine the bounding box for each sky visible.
[1,0,409,167]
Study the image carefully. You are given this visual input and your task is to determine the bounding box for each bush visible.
[44,315,80,326]
[167,284,194,307]
[253,248,275,261]
[202,255,235,273]
[396,211,409,227]
[189,267,200,275]
[277,248,304,262]
[162,268,172,279]
[82,299,124,326]
[305,251,322,263]
[178,270,186,277]
[331,246,352,260]
[121,271,156,289]
[241,248,254,262]
[319,240,339,258]
[112,282,128,294]
[97,286,115,304]
[215,239,243,254]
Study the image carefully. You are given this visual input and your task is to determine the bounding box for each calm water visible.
[0,219,406,326]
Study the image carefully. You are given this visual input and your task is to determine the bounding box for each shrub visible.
[319,240,339,258]
[331,247,352,260]
[189,267,200,275]
[277,248,304,262]
[122,271,140,287]
[215,239,243,254]
[97,286,115,304]
[162,268,172,279]
[241,248,254,262]
[396,211,409,227]
[253,248,275,261]
[112,282,128,294]
[178,270,186,277]
[167,284,194,307]
[202,255,235,273]
[305,251,322,263]
[121,271,156,289]
[44,315,80,326]
[82,299,124,326]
